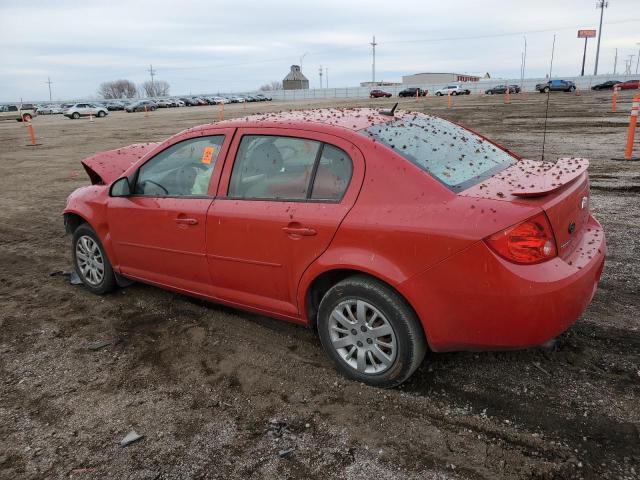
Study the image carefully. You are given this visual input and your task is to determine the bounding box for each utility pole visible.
[370,35,378,84]
[300,52,308,71]
[520,35,527,89]
[594,1,608,76]
[148,64,156,95]
[325,67,328,89]
[613,48,618,74]
[625,55,635,75]
[319,65,323,89]
[45,77,53,101]
[636,42,640,74]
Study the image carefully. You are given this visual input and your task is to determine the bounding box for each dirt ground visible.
[1,91,638,480]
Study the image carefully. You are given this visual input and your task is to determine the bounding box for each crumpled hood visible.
[81,143,159,184]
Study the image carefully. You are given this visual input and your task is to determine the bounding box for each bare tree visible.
[98,79,137,99]
[141,80,170,97]
[259,81,282,91]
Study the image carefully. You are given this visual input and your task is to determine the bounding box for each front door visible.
[108,132,231,296]
[206,128,364,317]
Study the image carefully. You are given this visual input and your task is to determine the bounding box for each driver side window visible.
[135,136,224,196]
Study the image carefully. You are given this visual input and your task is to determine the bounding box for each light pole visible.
[594,1,608,76]
[370,35,378,84]
[300,52,308,71]
[636,42,640,74]
[520,35,527,89]
[45,77,53,101]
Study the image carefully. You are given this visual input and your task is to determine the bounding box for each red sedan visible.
[64,107,605,387]
[618,79,639,90]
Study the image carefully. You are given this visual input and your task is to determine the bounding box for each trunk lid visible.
[461,158,591,259]
[81,143,159,184]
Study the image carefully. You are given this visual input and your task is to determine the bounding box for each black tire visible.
[97,110,106,117]
[72,223,117,295]
[543,87,550,93]
[72,112,80,119]
[150,106,156,111]
[317,275,427,388]
[435,92,442,96]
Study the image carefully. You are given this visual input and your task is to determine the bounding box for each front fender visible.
[63,186,119,269]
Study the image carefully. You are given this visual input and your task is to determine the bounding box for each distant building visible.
[360,81,402,87]
[402,72,481,84]
[283,65,309,90]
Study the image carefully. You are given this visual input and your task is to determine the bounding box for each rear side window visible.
[228,135,353,201]
[363,115,515,192]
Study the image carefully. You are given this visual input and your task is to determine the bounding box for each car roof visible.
[187,108,397,134]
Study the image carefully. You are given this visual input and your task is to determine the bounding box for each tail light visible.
[486,212,557,264]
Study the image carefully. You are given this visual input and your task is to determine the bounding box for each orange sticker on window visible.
[201,146,215,164]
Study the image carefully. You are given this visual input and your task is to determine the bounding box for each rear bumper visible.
[401,215,606,352]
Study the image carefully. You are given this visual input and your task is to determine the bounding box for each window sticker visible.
[201,146,215,164]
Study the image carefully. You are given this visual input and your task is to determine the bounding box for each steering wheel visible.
[142,179,168,195]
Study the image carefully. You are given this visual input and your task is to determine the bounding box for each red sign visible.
[578,29,597,38]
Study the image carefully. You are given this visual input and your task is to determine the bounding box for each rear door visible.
[206,128,364,317]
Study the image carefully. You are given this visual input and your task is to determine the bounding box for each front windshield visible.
[362,114,516,192]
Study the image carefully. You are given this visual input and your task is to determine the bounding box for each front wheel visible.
[317,275,427,388]
[72,224,116,294]
[543,87,550,93]
[97,110,106,117]
[435,92,442,96]
[72,112,80,119]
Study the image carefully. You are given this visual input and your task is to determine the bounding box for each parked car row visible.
[591,79,639,90]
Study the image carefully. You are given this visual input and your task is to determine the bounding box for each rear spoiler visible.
[510,158,589,198]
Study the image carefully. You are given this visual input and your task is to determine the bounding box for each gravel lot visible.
[1,91,638,479]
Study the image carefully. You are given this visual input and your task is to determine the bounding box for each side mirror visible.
[110,176,131,197]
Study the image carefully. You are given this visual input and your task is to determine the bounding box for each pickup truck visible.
[434,85,470,96]
[0,104,38,122]
[535,80,576,93]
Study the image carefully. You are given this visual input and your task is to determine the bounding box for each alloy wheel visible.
[329,299,397,374]
[75,235,105,286]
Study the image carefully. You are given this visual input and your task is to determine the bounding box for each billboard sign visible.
[578,29,597,38]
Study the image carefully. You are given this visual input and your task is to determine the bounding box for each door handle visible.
[174,217,198,225]
[282,226,317,236]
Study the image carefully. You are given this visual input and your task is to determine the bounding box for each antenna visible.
[541,34,556,162]
[379,102,398,117]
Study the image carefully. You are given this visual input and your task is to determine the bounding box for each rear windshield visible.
[363,115,516,192]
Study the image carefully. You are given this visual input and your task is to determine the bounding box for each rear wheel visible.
[543,86,550,93]
[72,224,116,294]
[317,275,426,388]
[97,110,106,117]
[72,112,80,119]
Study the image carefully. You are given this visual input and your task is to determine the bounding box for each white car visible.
[64,103,108,119]
[36,104,59,115]
[231,96,246,103]
[211,96,229,104]
[434,85,471,96]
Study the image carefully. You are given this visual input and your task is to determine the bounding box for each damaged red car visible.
[64,107,605,387]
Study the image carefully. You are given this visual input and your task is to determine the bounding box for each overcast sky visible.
[0,0,638,101]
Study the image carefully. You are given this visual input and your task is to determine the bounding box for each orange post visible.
[612,86,619,113]
[89,112,94,122]
[218,102,224,121]
[504,86,511,104]
[26,122,37,146]
[624,94,640,160]
[447,92,452,108]
[144,105,148,117]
